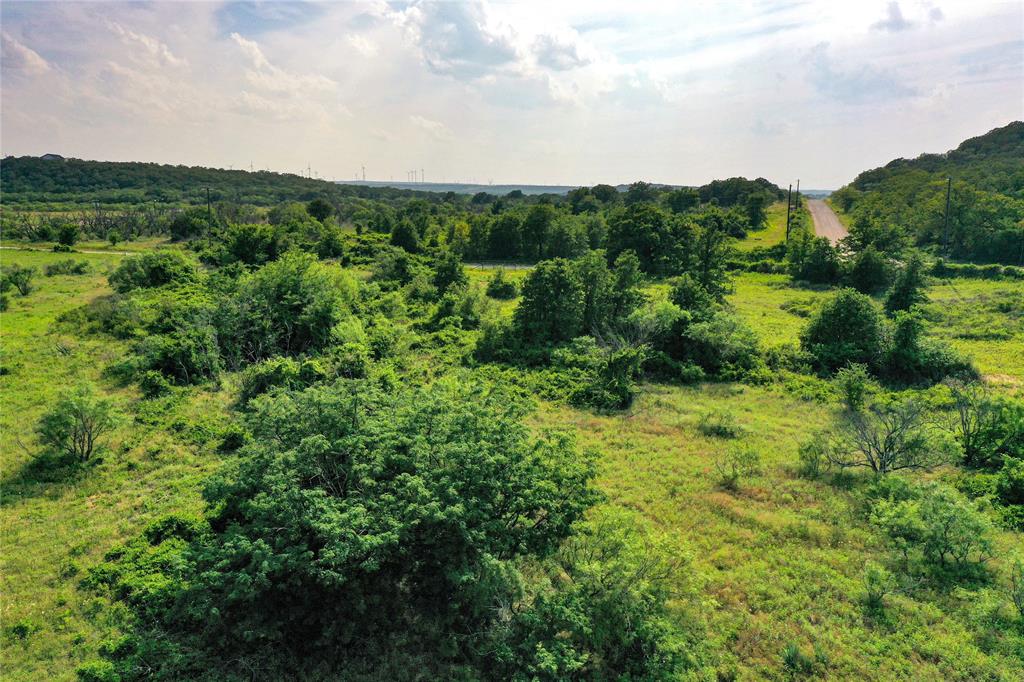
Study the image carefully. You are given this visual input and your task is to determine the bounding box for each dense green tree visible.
[664,187,700,213]
[390,218,421,253]
[514,258,585,344]
[624,181,659,205]
[846,246,891,294]
[786,231,841,284]
[84,380,611,680]
[488,212,522,258]
[590,183,619,203]
[224,252,359,362]
[522,204,555,259]
[801,289,884,372]
[885,253,927,315]
[109,251,198,293]
[692,207,736,298]
[431,249,467,294]
[305,197,334,222]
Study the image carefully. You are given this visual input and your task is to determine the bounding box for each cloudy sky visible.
[2,1,1021,188]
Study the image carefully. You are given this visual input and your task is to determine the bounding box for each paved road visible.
[807,199,849,245]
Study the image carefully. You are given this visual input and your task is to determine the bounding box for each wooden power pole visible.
[785,183,793,241]
[942,177,952,255]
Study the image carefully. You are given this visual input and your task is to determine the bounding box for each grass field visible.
[2,250,1023,680]
[0,248,234,680]
[735,201,790,252]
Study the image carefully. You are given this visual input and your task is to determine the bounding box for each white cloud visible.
[409,114,453,141]
[0,0,1020,189]
[1,32,52,76]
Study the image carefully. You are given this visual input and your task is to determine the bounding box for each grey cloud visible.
[805,42,918,103]
[533,34,590,71]
[407,2,519,79]
[959,40,1024,77]
[872,2,912,32]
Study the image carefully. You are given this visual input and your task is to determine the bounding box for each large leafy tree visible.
[85,380,606,680]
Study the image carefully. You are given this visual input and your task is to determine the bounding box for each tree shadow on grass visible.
[0,449,97,506]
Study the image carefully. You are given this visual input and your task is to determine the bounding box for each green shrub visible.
[1010,557,1024,619]
[714,442,761,490]
[871,482,994,578]
[36,383,117,462]
[885,253,927,315]
[485,269,518,299]
[846,246,891,294]
[781,642,816,676]
[800,289,884,373]
[697,411,742,439]
[76,659,121,682]
[2,263,36,296]
[138,370,172,399]
[883,310,978,385]
[86,380,612,680]
[44,259,91,277]
[108,251,198,293]
[136,326,222,385]
[330,342,370,379]
[238,356,301,404]
[796,432,832,479]
[862,562,896,615]
[833,362,873,411]
[786,231,841,284]
[996,458,1024,506]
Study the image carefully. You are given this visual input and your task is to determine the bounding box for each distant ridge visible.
[334,180,579,196]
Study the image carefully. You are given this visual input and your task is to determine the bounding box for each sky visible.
[1,1,1021,189]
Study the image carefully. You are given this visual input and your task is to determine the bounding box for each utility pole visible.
[942,177,952,255]
[421,168,425,183]
[795,178,800,209]
[206,187,211,220]
[785,183,793,241]
[361,165,365,181]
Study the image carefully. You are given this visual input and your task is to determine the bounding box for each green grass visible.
[736,201,789,252]
[540,382,1024,679]
[0,250,234,681]
[3,252,1022,681]
[727,271,1024,384]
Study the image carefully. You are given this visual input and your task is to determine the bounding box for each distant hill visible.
[0,156,446,208]
[336,180,578,196]
[832,121,1024,263]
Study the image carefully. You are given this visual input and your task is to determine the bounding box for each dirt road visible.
[807,199,849,245]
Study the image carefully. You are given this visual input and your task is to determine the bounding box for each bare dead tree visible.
[827,399,956,474]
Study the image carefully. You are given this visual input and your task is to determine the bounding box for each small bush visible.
[697,411,742,439]
[45,259,91,277]
[108,251,198,293]
[800,289,884,373]
[2,263,36,296]
[238,356,301,404]
[1010,557,1024,619]
[714,442,761,490]
[781,642,815,677]
[833,362,873,411]
[485,269,518,299]
[76,659,120,682]
[6,619,42,640]
[36,384,117,462]
[796,432,832,479]
[871,482,994,578]
[846,246,891,294]
[862,562,896,614]
[138,370,172,399]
